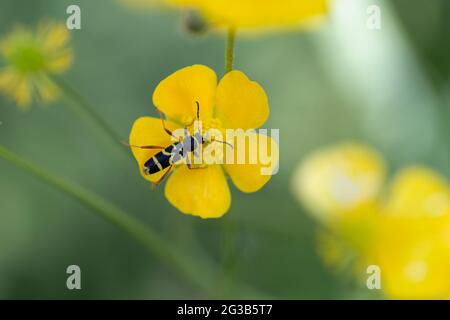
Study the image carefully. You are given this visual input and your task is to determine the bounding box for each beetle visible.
[129,101,231,185]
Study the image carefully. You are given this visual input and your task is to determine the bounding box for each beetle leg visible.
[185,101,201,127]
[152,165,173,188]
[195,101,200,120]
[122,141,164,150]
[186,160,207,170]
[158,111,176,139]
[212,138,233,150]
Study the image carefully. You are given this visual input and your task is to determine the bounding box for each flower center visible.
[202,118,223,132]
[185,117,223,139]
[183,117,225,166]
[7,39,46,73]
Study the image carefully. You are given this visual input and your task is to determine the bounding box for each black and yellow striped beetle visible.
[129,101,231,185]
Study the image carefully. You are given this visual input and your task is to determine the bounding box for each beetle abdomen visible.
[143,144,178,175]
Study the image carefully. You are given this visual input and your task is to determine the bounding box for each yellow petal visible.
[384,166,450,218]
[224,132,278,192]
[179,0,328,30]
[14,77,32,110]
[164,165,231,218]
[39,22,70,52]
[35,75,58,103]
[292,143,385,222]
[215,70,269,129]
[0,68,18,91]
[129,117,179,183]
[153,65,217,125]
[372,215,450,299]
[365,167,450,299]
[47,50,73,73]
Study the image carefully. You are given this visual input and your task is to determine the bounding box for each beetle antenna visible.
[122,141,164,150]
[213,139,233,149]
[195,101,200,120]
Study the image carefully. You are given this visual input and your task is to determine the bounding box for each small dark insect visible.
[129,101,231,186]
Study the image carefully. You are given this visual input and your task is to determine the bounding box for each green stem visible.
[50,75,128,158]
[217,218,239,296]
[0,145,272,298]
[216,28,239,296]
[0,144,213,291]
[225,28,236,74]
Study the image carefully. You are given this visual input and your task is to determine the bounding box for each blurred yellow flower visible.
[370,167,450,299]
[129,65,278,218]
[0,22,73,110]
[291,142,385,223]
[178,0,328,31]
[383,166,450,218]
[121,0,328,32]
[295,143,450,299]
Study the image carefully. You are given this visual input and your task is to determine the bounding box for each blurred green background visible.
[0,0,448,299]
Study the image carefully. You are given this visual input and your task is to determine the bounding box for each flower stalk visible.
[50,75,128,158]
[220,28,239,293]
[0,143,213,291]
[225,28,236,74]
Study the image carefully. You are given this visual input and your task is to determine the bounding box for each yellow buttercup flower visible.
[296,143,450,299]
[121,0,328,32]
[0,22,73,110]
[370,167,450,299]
[295,143,384,274]
[129,65,278,218]
[316,213,377,275]
[372,215,450,299]
[382,166,450,218]
[178,0,328,31]
[292,143,385,223]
